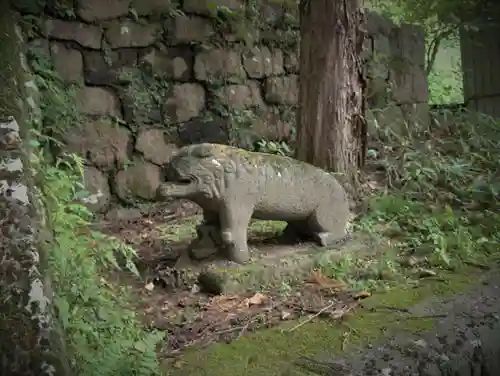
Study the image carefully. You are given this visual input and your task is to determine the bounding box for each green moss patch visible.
[162,268,484,376]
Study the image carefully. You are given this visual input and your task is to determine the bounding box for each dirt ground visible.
[97,199,377,361]
[95,139,388,361]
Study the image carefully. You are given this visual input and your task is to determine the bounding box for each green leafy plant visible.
[358,107,500,271]
[25,40,164,376]
[254,139,294,156]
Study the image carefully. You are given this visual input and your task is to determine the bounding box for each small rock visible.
[281,311,291,320]
[419,269,437,278]
[400,255,419,267]
[381,368,392,376]
[145,282,155,291]
[412,339,428,348]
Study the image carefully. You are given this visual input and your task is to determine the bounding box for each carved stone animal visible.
[157,143,350,264]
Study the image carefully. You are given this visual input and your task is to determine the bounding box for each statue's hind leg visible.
[307,204,349,247]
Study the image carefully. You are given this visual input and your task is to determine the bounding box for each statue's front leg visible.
[188,210,223,261]
[219,203,253,264]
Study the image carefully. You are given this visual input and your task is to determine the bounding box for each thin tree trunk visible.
[296,0,367,197]
[0,3,71,375]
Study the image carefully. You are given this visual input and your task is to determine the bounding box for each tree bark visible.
[0,3,71,375]
[296,0,367,197]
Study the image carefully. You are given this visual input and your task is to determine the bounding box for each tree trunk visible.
[0,3,71,375]
[296,0,367,198]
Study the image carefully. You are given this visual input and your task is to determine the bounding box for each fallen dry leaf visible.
[208,295,240,312]
[247,292,267,306]
[307,270,345,290]
[419,269,437,278]
[353,291,371,300]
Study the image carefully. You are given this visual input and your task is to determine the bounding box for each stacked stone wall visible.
[13,0,428,213]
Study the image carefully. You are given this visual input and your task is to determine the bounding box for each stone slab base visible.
[175,234,386,295]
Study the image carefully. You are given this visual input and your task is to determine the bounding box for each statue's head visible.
[158,144,232,201]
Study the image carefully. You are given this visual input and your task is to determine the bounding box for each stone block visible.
[178,116,229,145]
[183,0,244,16]
[64,118,131,170]
[366,11,395,36]
[252,105,296,141]
[76,87,122,117]
[284,50,299,73]
[114,159,162,201]
[179,234,379,295]
[76,0,130,22]
[194,48,247,83]
[398,23,426,68]
[164,83,206,123]
[139,46,193,81]
[213,82,264,109]
[83,49,138,85]
[119,77,162,125]
[131,0,178,15]
[49,43,83,83]
[105,20,161,48]
[412,66,429,103]
[165,15,215,43]
[82,166,111,213]
[43,19,102,49]
[135,128,179,165]
[264,75,298,105]
[361,36,373,61]
[242,46,284,78]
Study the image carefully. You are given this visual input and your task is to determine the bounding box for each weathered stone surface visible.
[76,0,131,22]
[194,48,246,83]
[214,82,263,109]
[264,75,298,105]
[139,46,193,81]
[284,50,298,73]
[115,160,162,200]
[165,15,214,43]
[164,83,205,123]
[366,10,395,36]
[131,0,176,15]
[27,39,50,57]
[157,143,350,264]
[242,46,284,78]
[105,20,161,48]
[64,118,131,170]
[82,166,111,213]
[253,105,295,141]
[411,65,429,103]
[135,128,179,165]
[76,87,122,117]
[183,0,244,16]
[83,49,138,85]
[43,19,102,49]
[119,80,162,125]
[178,117,229,145]
[49,43,83,83]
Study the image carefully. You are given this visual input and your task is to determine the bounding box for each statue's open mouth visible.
[157,178,197,199]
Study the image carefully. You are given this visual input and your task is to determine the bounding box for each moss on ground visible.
[162,268,485,376]
[156,216,286,244]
